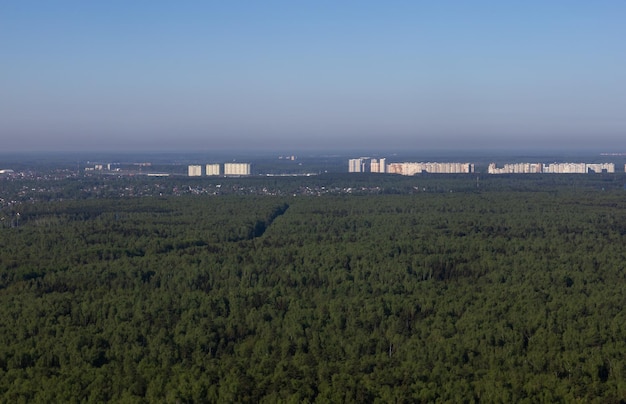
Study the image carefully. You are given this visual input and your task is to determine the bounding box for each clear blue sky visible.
[2,1,625,152]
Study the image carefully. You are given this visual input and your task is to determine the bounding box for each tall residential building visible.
[188,165,202,176]
[390,162,474,175]
[206,164,220,176]
[368,158,387,173]
[378,158,386,173]
[348,158,363,173]
[587,163,615,173]
[370,159,380,173]
[224,163,251,176]
[387,163,404,175]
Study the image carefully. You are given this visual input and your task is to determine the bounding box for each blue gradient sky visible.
[2,1,625,152]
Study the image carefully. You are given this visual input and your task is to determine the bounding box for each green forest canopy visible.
[1,177,626,402]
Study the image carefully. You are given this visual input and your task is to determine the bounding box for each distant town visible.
[2,152,626,215]
[1,153,626,182]
[349,157,618,175]
[186,159,620,177]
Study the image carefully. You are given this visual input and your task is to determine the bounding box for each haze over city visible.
[2,1,625,153]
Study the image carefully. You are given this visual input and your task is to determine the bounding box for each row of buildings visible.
[349,158,475,175]
[389,162,475,175]
[188,163,251,177]
[349,158,388,173]
[487,162,615,174]
[349,157,617,175]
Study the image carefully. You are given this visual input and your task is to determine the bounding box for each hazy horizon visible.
[2,2,625,153]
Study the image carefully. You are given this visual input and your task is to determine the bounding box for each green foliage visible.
[1,182,626,401]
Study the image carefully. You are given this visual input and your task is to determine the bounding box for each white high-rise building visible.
[368,158,387,173]
[206,164,220,176]
[370,159,380,173]
[378,158,386,173]
[188,165,202,176]
[224,163,251,176]
[349,158,363,173]
[587,163,614,173]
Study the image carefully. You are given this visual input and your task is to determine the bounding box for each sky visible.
[1,1,625,153]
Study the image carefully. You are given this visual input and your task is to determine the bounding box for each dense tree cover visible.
[1,182,626,401]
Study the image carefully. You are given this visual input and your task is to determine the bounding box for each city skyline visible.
[2,2,625,152]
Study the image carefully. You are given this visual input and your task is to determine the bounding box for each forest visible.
[1,174,626,402]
